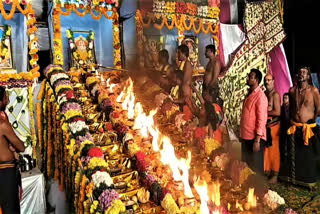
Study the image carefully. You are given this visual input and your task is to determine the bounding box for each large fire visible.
[114,78,233,213]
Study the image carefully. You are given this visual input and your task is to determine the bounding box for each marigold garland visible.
[79,175,88,214]
[37,80,46,101]
[52,9,64,65]
[136,9,217,34]
[47,90,53,177]
[54,104,59,181]
[36,102,42,161]
[28,86,37,160]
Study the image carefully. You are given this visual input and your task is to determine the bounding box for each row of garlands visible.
[0,0,40,82]
[51,3,121,69]
[54,0,119,10]
[39,64,294,214]
[135,9,220,58]
[151,0,220,19]
[41,65,128,213]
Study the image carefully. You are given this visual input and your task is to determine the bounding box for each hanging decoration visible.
[220,1,286,133]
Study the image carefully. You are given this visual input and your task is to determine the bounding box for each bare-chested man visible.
[264,74,281,183]
[279,67,320,187]
[203,44,221,103]
[0,86,25,213]
[173,45,193,110]
[155,49,174,92]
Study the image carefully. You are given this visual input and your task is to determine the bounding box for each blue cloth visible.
[0,7,28,73]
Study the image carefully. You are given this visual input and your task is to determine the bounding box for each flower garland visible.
[27,9,40,74]
[136,9,218,35]
[54,0,119,10]
[52,9,64,65]
[28,86,37,160]
[152,0,220,19]
[112,10,121,69]
[36,102,42,161]
[47,89,53,177]
[53,103,59,181]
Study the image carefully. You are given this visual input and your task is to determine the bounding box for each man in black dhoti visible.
[279,67,320,188]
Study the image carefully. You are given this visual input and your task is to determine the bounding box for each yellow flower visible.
[161,194,180,214]
[56,85,73,94]
[204,138,221,156]
[64,110,82,120]
[6,26,11,36]
[86,76,98,87]
[88,157,108,170]
[67,139,76,156]
[66,30,72,39]
[62,122,68,132]
[105,200,126,214]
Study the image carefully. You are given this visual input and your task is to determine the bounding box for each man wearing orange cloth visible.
[240,69,268,174]
[264,74,281,183]
[279,67,320,188]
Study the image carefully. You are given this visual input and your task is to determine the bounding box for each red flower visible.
[4,0,11,4]
[88,147,104,158]
[161,188,171,201]
[74,117,85,122]
[194,127,207,139]
[182,105,192,121]
[79,4,84,9]
[136,151,145,162]
[137,159,147,173]
[112,112,119,118]
[105,122,113,131]
[66,91,74,99]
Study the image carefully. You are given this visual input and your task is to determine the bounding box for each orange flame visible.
[160,136,181,181]
[247,188,257,209]
[116,88,126,103]
[109,83,117,93]
[177,151,193,198]
[236,200,243,211]
[210,182,221,207]
[149,126,160,152]
[106,78,110,87]
[194,178,209,214]
[127,92,135,119]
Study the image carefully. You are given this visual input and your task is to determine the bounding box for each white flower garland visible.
[69,120,88,134]
[263,190,285,210]
[92,171,113,188]
[50,73,69,86]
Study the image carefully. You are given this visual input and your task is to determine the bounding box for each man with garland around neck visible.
[279,67,320,188]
